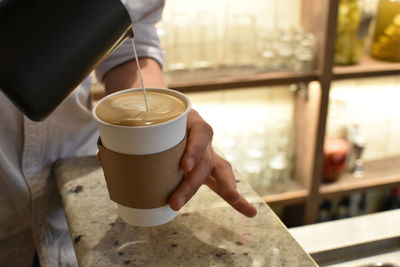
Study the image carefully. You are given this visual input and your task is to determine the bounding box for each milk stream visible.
[131,39,149,111]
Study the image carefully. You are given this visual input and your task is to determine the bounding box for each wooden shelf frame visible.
[251,0,399,223]
[262,187,308,206]
[297,0,400,224]
[168,71,318,92]
[333,54,400,80]
[321,174,400,198]
[320,157,400,198]
[91,71,318,101]
[92,35,400,99]
[167,50,400,92]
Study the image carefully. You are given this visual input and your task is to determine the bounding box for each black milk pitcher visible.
[0,0,133,121]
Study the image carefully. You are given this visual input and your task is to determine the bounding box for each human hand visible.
[169,110,257,218]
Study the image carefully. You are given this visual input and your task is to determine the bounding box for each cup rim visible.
[93,88,191,129]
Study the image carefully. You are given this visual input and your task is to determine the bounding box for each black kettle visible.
[0,0,133,121]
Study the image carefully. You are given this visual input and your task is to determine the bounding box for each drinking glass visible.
[167,13,193,71]
[227,14,257,67]
[192,11,218,70]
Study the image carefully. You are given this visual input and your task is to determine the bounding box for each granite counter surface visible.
[55,156,317,267]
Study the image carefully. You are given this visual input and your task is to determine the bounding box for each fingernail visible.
[186,157,195,172]
[174,197,186,211]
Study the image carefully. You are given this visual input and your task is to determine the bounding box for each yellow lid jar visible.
[335,0,368,65]
[370,0,400,62]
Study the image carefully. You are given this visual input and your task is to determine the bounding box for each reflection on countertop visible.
[55,156,317,267]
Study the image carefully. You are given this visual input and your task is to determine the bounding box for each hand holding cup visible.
[94,89,257,227]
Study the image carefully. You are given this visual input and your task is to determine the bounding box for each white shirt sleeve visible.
[95,0,165,82]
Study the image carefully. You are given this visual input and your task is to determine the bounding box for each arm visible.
[102,58,257,218]
[103,57,166,94]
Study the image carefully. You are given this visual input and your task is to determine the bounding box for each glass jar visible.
[370,0,400,62]
[334,0,372,65]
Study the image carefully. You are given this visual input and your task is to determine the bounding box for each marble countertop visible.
[55,156,317,267]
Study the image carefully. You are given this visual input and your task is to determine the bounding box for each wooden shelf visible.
[168,70,318,92]
[320,157,400,198]
[261,180,308,206]
[333,54,400,80]
[91,70,318,100]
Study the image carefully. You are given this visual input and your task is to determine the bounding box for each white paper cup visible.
[93,88,191,227]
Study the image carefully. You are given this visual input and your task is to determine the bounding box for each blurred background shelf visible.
[333,55,400,80]
[168,71,318,92]
[262,181,308,206]
[320,157,400,198]
[92,71,318,100]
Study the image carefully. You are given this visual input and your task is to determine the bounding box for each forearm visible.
[102,57,166,95]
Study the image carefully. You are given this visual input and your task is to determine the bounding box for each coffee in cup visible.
[95,91,187,126]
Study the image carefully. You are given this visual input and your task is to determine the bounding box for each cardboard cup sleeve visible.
[97,137,186,209]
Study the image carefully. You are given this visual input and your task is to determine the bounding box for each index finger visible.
[181,110,213,172]
[205,176,257,218]
[207,153,257,218]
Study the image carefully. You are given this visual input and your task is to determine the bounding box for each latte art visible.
[96,91,186,126]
